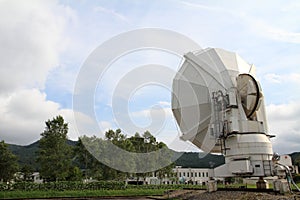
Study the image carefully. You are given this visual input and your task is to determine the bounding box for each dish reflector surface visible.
[172,48,253,152]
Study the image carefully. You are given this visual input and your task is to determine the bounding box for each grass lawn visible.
[291,183,300,190]
[1,183,299,199]
[0,189,166,199]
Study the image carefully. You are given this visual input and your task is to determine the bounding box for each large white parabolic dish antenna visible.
[172,48,268,153]
[171,48,296,181]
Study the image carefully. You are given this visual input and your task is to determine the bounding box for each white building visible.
[32,172,43,183]
[173,166,214,185]
[129,166,217,185]
[13,172,43,183]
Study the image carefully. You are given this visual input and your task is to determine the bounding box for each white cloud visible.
[99,121,113,132]
[247,18,300,44]
[95,50,180,107]
[0,0,74,94]
[264,73,282,83]
[0,89,60,144]
[60,109,96,140]
[158,101,171,107]
[281,1,300,12]
[125,106,173,136]
[264,73,300,84]
[180,1,227,13]
[46,63,79,94]
[93,6,129,23]
[181,0,300,44]
[130,107,172,119]
[266,102,300,154]
[0,1,82,145]
[0,89,94,145]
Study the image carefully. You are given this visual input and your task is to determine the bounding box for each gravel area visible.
[175,190,300,200]
[27,190,300,200]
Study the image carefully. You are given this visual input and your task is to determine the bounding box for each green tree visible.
[37,115,71,182]
[78,129,136,181]
[104,129,134,180]
[21,164,34,182]
[128,131,174,183]
[67,166,82,181]
[76,129,174,182]
[74,136,104,180]
[0,140,19,182]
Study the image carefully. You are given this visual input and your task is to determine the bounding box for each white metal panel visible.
[229,160,253,174]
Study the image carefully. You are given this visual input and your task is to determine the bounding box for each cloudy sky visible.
[0,0,300,154]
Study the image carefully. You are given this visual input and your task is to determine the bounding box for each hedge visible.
[0,181,205,192]
[0,181,125,191]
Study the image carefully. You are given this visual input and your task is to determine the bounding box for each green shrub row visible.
[0,181,207,192]
[0,181,125,191]
[126,184,205,190]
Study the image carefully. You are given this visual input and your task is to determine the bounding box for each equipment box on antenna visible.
[229,160,253,175]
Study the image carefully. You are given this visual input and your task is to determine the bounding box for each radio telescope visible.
[171,48,274,178]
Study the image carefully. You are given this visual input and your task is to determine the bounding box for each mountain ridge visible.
[7,140,300,170]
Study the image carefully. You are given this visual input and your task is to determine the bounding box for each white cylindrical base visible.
[273,180,290,194]
[207,180,217,192]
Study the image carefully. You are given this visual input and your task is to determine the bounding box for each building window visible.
[195,172,197,177]
[183,172,185,177]
[206,172,209,177]
[199,172,201,177]
[191,172,193,177]
[202,172,205,177]
[187,172,189,177]
[179,172,181,177]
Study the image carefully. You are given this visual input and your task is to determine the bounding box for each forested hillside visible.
[9,141,299,171]
[9,140,225,170]
[8,140,77,171]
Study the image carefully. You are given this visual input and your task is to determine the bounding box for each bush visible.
[126,184,202,190]
[0,181,205,192]
[0,182,10,191]
[0,181,125,191]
